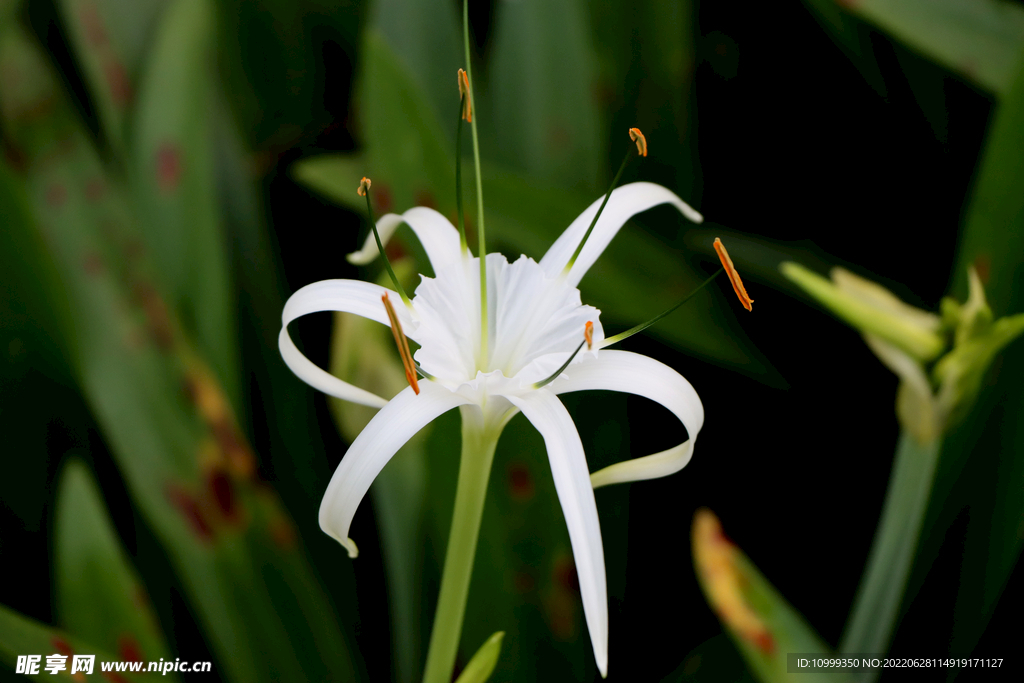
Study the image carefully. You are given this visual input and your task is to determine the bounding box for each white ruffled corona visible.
[279,182,705,676]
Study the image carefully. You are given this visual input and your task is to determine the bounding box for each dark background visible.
[2,1,1020,681]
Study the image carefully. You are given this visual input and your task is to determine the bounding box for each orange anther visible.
[381,292,420,394]
[458,69,473,122]
[584,321,594,350]
[714,238,754,312]
[357,176,372,197]
[629,128,647,157]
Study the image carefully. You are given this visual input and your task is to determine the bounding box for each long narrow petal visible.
[503,390,608,677]
[280,279,410,408]
[551,350,703,488]
[539,182,703,287]
[348,206,463,274]
[319,382,470,557]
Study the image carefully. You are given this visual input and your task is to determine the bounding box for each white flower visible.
[279,182,705,676]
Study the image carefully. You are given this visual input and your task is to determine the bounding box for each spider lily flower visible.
[279,182,705,676]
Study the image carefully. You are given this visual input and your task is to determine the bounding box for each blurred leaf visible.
[55,0,169,153]
[131,0,239,406]
[55,459,177,678]
[800,0,888,97]
[0,18,361,683]
[838,434,941,664]
[454,631,504,683]
[822,0,1024,96]
[934,49,1024,656]
[368,0,461,142]
[692,509,851,683]
[0,603,146,681]
[485,0,603,192]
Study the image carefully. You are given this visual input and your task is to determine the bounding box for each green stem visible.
[421,407,502,683]
[602,267,723,347]
[563,147,632,275]
[455,97,468,253]
[840,431,941,680]
[462,0,488,368]
[364,190,411,307]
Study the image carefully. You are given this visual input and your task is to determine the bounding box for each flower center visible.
[407,253,603,389]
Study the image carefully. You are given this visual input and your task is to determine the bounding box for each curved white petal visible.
[503,390,608,678]
[551,350,703,488]
[319,382,470,557]
[280,279,411,408]
[539,182,703,287]
[347,206,463,274]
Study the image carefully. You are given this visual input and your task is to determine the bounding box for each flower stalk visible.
[422,407,504,683]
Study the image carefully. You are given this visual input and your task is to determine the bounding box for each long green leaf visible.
[0,604,147,681]
[55,459,177,678]
[938,48,1024,656]
[485,0,603,192]
[828,0,1024,96]
[0,18,360,683]
[692,509,853,683]
[838,434,941,669]
[131,0,239,406]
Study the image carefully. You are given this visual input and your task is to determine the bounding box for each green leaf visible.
[839,434,941,665]
[131,0,239,406]
[486,0,603,192]
[55,459,176,677]
[828,0,1024,96]
[933,48,1024,656]
[454,632,505,683]
[692,509,853,683]
[0,20,361,683]
[800,0,888,97]
[55,0,169,153]
[0,603,147,681]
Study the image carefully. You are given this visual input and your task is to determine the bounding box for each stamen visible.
[584,321,594,350]
[382,292,420,394]
[563,127,648,274]
[629,128,647,157]
[533,323,592,389]
[602,268,724,347]
[714,238,754,311]
[458,69,472,122]
[359,177,412,307]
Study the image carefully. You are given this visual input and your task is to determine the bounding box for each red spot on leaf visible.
[103,671,130,683]
[83,252,104,276]
[165,483,213,540]
[513,571,535,593]
[974,254,990,284]
[79,3,108,47]
[414,189,437,210]
[374,183,393,214]
[46,183,67,208]
[84,178,105,201]
[207,468,240,523]
[51,636,75,657]
[155,143,182,194]
[752,631,776,655]
[507,462,535,501]
[104,61,132,107]
[553,556,579,594]
[117,634,142,662]
[269,517,297,549]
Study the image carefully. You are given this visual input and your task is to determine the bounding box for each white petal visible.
[551,350,703,488]
[319,382,470,557]
[347,207,463,274]
[503,390,608,678]
[538,182,703,287]
[280,279,412,408]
